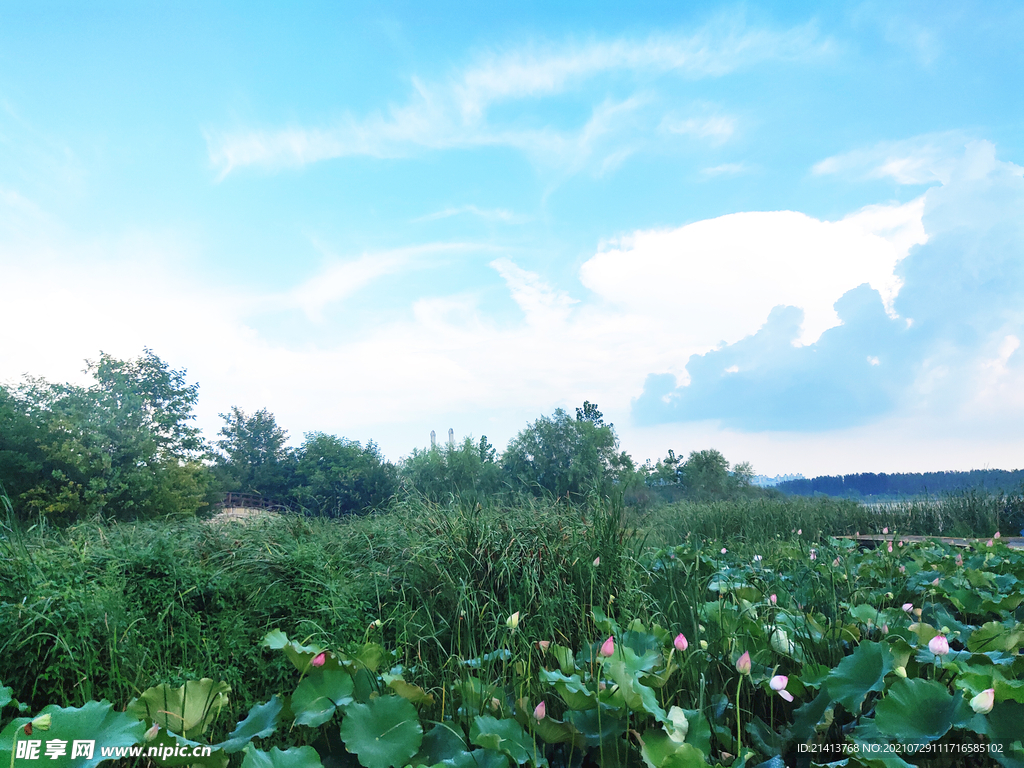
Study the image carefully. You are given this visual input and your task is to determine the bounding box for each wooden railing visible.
[216,492,294,513]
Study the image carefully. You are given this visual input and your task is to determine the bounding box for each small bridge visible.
[216,492,294,513]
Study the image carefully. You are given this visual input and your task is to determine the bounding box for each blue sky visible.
[2,1,1023,475]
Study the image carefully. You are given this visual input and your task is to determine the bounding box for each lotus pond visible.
[3,509,1023,768]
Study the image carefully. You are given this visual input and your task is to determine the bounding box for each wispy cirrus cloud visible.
[283,241,485,321]
[812,131,970,184]
[207,20,828,179]
[701,162,748,177]
[413,205,526,224]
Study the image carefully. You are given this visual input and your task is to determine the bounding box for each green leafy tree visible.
[401,435,503,503]
[502,402,631,500]
[214,407,295,499]
[679,449,756,500]
[291,433,397,516]
[0,350,210,522]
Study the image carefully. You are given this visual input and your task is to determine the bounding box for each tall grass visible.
[0,490,1007,741]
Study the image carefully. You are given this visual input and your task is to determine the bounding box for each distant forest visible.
[778,469,1024,499]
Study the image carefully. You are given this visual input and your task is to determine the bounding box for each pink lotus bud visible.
[770,675,793,702]
[970,688,995,714]
[932,577,940,586]
[797,529,802,535]
[881,624,889,635]
[311,652,326,667]
[593,557,600,566]
[902,603,913,613]
[809,549,817,561]
[882,527,889,534]
[987,539,994,547]
[674,633,688,652]
[887,543,893,553]
[536,640,551,651]
[721,548,727,554]
[928,634,950,656]
[770,594,777,605]
[736,651,751,675]
[144,723,160,742]
[599,636,615,657]
[899,565,906,573]
[533,701,546,720]
[994,531,1001,539]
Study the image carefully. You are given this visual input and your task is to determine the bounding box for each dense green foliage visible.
[2,494,1022,767]
[400,436,503,503]
[0,350,210,522]
[500,402,635,501]
[1,352,770,524]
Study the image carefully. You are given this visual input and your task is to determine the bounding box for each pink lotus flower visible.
[311,652,326,667]
[883,527,889,534]
[770,675,793,702]
[928,634,950,656]
[902,603,913,613]
[809,549,817,561]
[736,651,751,675]
[899,565,906,573]
[533,701,546,720]
[674,633,688,652]
[887,543,893,553]
[994,531,1001,539]
[721,548,727,554]
[797,529,802,535]
[970,688,995,714]
[599,636,615,657]
[770,594,777,605]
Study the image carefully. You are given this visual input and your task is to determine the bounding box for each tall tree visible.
[502,403,630,500]
[214,407,294,498]
[1,350,210,521]
[292,433,397,515]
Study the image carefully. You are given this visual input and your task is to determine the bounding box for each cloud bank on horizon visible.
[1,2,1023,474]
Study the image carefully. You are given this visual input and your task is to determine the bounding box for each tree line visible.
[0,350,760,523]
[777,470,1024,499]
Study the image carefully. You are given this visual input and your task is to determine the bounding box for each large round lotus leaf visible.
[0,701,146,768]
[143,730,228,768]
[967,621,1024,653]
[469,716,533,765]
[127,679,231,739]
[640,728,705,768]
[339,697,422,768]
[824,641,893,714]
[292,670,354,727]
[215,696,284,753]
[875,678,971,743]
[241,746,323,768]
[416,723,467,765]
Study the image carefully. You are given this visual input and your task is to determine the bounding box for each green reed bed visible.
[1,491,1017,757]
